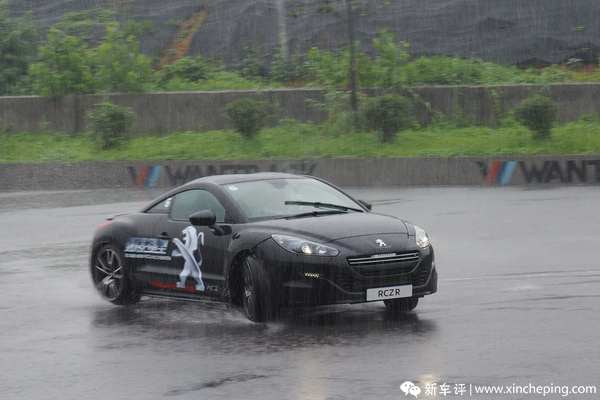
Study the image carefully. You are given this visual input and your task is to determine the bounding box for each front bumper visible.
[258,243,437,308]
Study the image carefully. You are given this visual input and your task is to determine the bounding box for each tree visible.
[29,12,152,98]
[0,0,37,95]
[312,1,394,130]
[315,0,361,129]
[345,0,359,129]
[90,22,153,93]
[29,27,94,98]
[372,29,411,87]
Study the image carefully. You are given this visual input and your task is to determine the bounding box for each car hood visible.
[249,212,410,243]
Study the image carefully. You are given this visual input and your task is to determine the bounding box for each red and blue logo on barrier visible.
[485,161,517,184]
[131,166,162,187]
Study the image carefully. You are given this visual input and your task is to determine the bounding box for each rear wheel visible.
[384,296,419,312]
[242,256,271,322]
[91,244,139,305]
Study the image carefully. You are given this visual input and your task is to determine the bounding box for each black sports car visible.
[90,173,437,321]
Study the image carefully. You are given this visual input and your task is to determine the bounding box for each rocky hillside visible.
[10,0,600,69]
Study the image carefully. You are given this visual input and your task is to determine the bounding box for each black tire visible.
[91,243,139,306]
[384,296,419,312]
[241,256,271,322]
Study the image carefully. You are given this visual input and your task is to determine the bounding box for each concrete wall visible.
[3,85,600,191]
[2,155,600,192]
[0,90,329,134]
[2,84,600,134]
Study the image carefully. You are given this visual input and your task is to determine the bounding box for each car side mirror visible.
[189,210,216,226]
[358,199,372,211]
[189,210,227,236]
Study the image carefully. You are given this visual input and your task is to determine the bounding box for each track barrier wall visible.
[2,155,600,192]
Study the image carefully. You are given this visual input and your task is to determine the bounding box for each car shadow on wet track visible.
[91,299,437,352]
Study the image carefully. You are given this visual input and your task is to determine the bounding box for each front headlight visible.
[414,225,430,249]
[271,234,339,256]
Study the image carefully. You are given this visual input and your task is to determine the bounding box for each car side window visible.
[169,189,228,223]
[146,197,172,214]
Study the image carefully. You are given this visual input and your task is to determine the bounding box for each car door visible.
[153,189,231,297]
[125,196,173,284]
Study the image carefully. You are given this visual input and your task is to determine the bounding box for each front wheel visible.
[91,243,139,305]
[242,256,272,322]
[384,296,419,312]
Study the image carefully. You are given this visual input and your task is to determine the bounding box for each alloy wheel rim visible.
[94,247,124,301]
[243,263,254,317]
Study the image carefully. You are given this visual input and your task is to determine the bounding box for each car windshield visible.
[222,177,363,221]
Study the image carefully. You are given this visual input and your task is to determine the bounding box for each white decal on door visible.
[172,226,205,291]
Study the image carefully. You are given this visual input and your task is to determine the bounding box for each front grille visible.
[347,251,420,277]
[348,252,419,266]
[325,251,430,293]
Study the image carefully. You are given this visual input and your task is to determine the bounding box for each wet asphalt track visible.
[1,186,598,400]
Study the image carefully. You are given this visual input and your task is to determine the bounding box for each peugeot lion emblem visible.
[376,239,387,247]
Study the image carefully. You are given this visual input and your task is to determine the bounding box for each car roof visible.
[186,172,310,186]
[145,172,313,213]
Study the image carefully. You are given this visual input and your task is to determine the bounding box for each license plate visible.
[366,285,413,302]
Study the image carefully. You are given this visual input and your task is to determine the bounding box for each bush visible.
[223,98,270,139]
[514,96,558,139]
[269,49,308,84]
[86,102,135,149]
[156,56,222,85]
[362,94,414,143]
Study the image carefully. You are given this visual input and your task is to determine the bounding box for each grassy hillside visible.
[10,0,600,69]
